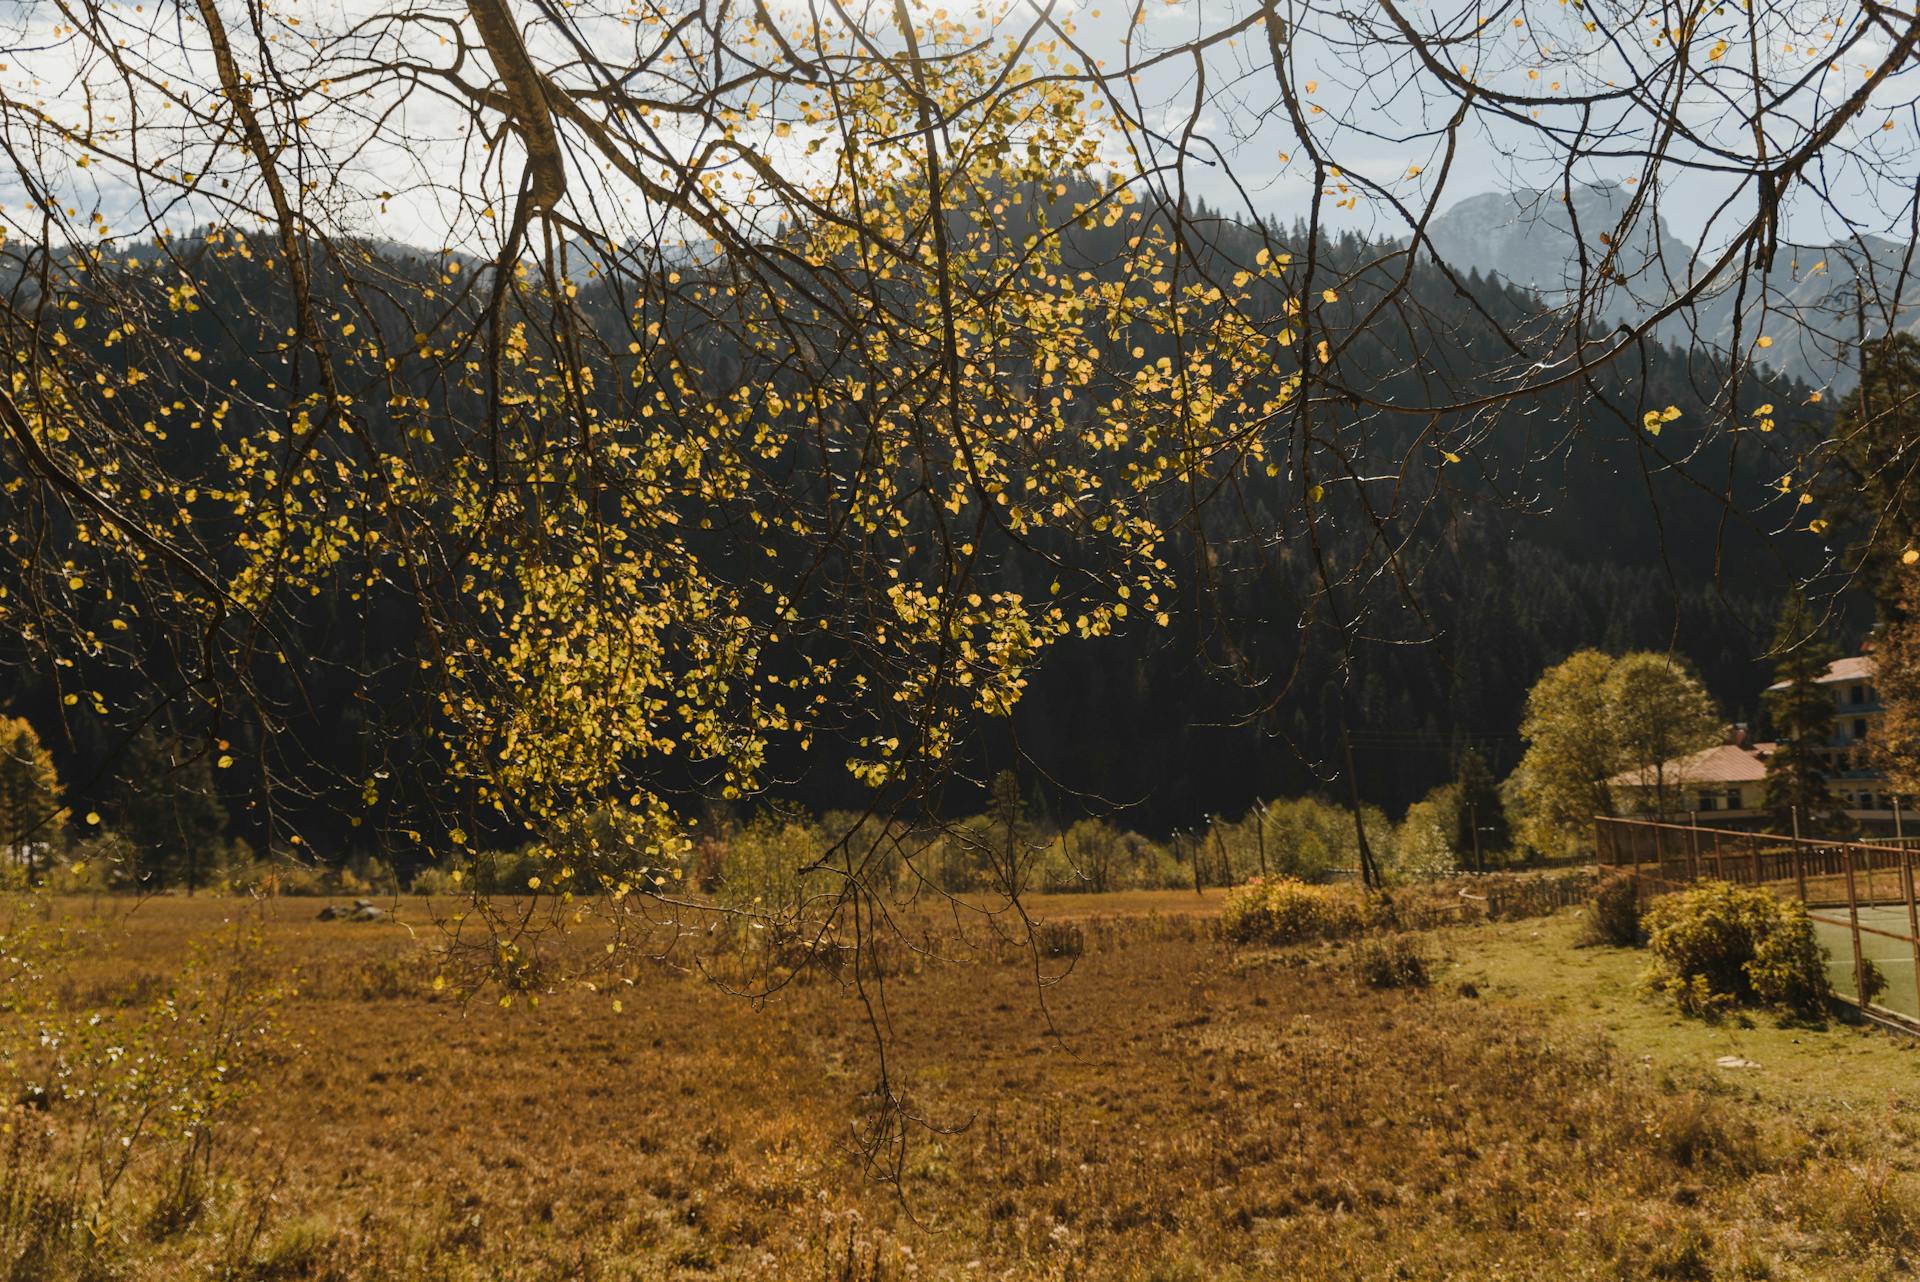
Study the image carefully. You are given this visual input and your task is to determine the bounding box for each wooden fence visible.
[1595,816,1920,1027]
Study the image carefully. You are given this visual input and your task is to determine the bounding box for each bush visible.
[1641,881,1831,1018]
[1219,877,1371,945]
[714,810,825,916]
[1580,870,1643,946]
[1350,934,1431,988]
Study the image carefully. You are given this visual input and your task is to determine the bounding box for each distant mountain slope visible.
[1423,184,1920,391]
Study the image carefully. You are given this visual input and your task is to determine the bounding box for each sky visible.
[2,0,1916,265]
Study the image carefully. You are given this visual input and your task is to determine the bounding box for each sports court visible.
[1811,908,1920,1019]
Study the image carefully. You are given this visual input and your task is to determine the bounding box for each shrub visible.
[1580,870,1643,946]
[1350,934,1431,989]
[1640,881,1831,1018]
[1219,877,1370,945]
[1857,957,1889,1010]
[713,810,824,916]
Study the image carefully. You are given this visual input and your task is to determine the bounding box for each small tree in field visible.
[1391,786,1458,880]
[1604,653,1721,819]
[1060,818,1122,893]
[985,771,1035,895]
[0,717,62,879]
[1763,596,1840,830]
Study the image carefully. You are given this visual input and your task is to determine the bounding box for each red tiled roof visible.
[1766,654,1874,692]
[1607,742,1770,789]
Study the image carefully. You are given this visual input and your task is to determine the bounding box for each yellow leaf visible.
[1321,288,1339,303]
[1904,549,1919,565]
[85,811,101,826]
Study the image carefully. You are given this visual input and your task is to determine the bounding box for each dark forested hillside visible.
[0,206,1844,858]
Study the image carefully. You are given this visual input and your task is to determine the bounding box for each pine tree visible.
[0,717,62,880]
[1875,565,1920,796]
[1824,334,1920,615]
[1449,749,1510,868]
[108,727,229,892]
[1762,596,1840,829]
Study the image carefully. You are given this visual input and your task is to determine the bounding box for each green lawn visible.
[1447,909,1920,1117]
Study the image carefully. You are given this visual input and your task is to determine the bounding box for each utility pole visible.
[1469,802,1482,873]
[1255,803,1268,878]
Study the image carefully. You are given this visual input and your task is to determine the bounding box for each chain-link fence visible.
[1596,816,1920,1026]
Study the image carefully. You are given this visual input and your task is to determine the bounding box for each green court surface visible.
[1812,906,1920,1018]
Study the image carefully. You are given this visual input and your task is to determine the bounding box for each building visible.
[1606,735,1774,827]
[1608,654,1908,832]
[1764,654,1903,829]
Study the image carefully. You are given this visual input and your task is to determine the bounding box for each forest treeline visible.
[0,193,1844,876]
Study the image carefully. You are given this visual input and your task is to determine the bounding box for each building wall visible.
[1825,674,1898,821]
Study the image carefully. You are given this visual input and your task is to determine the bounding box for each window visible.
[1698,793,1718,811]
[1851,684,1866,705]
[1854,718,1869,740]
[1725,789,1741,810]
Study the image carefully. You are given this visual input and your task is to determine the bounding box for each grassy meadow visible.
[0,889,1916,1281]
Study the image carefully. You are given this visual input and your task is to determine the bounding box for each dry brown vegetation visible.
[2,891,1917,1281]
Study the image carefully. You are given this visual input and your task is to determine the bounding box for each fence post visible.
[1905,847,1920,1019]
[1688,814,1700,884]
[1792,808,1808,904]
[1843,845,1869,1008]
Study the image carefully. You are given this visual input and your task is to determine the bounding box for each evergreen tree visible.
[1823,334,1920,615]
[0,717,62,880]
[1874,564,1920,796]
[1762,596,1841,829]
[1449,749,1510,868]
[108,727,229,892]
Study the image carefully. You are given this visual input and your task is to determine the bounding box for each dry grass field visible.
[2,889,1917,1281]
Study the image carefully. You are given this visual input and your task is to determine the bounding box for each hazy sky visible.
[2,0,1915,258]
